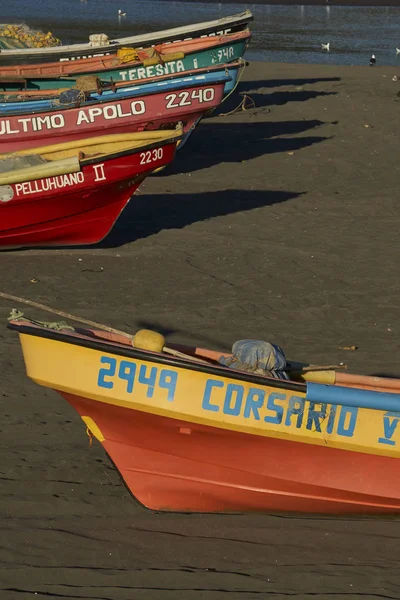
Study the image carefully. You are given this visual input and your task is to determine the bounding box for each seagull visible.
[370,54,376,66]
[118,9,127,16]
[396,48,400,55]
[321,42,330,51]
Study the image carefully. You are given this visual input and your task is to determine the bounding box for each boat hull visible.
[0,79,226,153]
[62,392,400,514]
[0,12,252,66]
[0,64,240,110]
[12,323,400,515]
[0,33,250,90]
[0,139,177,248]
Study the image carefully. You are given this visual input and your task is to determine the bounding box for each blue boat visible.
[0,62,244,117]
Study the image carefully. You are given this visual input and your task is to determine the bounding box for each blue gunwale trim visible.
[307,382,400,413]
[0,70,234,116]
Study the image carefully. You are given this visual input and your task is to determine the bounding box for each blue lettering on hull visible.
[378,412,400,446]
[97,359,398,445]
[98,356,177,402]
[201,379,359,440]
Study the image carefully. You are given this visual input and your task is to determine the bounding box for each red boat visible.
[0,128,182,248]
[0,73,228,153]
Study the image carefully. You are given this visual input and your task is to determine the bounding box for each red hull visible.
[0,82,224,153]
[0,140,177,248]
[62,392,400,514]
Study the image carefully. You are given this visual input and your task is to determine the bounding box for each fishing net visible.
[58,88,86,106]
[73,75,102,92]
[0,23,61,49]
[88,33,109,47]
[117,47,141,63]
[118,47,172,66]
[117,46,185,67]
[57,76,102,106]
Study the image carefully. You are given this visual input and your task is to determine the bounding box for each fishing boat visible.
[0,61,242,108]
[0,11,253,66]
[7,320,400,514]
[0,30,251,90]
[0,127,182,248]
[0,68,232,153]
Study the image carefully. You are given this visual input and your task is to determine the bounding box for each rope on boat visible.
[1,291,132,338]
[219,94,256,117]
[162,345,209,364]
[219,58,248,106]
[1,291,209,365]
[216,59,259,117]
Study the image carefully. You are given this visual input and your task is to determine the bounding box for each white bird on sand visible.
[370,54,376,66]
[321,42,330,51]
[118,9,127,16]
[396,48,400,55]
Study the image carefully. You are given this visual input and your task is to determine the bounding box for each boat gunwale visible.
[0,29,252,80]
[0,68,233,116]
[0,131,181,184]
[78,131,182,167]
[6,128,183,158]
[0,61,241,103]
[0,11,253,57]
[7,321,306,394]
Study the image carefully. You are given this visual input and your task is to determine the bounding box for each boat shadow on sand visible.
[101,188,304,248]
[236,76,341,93]
[159,118,335,175]
[100,117,332,247]
[218,88,337,112]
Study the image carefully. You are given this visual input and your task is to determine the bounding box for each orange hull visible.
[62,392,400,514]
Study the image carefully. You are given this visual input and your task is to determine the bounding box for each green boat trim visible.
[0,35,250,93]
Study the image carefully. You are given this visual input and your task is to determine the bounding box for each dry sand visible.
[1,60,400,599]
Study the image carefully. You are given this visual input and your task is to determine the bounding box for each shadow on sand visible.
[237,77,341,93]
[159,118,333,175]
[8,118,330,253]
[214,89,338,115]
[100,188,304,248]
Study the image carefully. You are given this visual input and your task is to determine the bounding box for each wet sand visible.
[1,60,400,599]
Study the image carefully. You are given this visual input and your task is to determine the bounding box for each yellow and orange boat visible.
[8,314,400,515]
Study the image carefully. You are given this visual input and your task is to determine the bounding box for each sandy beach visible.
[1,60,400,598]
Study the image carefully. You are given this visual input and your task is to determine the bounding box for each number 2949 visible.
[97,356,177,402]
